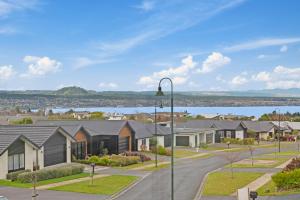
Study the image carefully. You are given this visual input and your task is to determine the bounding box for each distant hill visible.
[55,86,93,96]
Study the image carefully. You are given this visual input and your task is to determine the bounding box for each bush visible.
[272,169,300,190]
[7,170,31,181]
[88,155,101,163]
[222,138,254,145]
[17,164,84,183]
[122,151,151,162]
[283,158,300,172]
[199,143,208,149]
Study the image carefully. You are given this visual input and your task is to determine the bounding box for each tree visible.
[222,151,240,179]
[90,112,104,120]
[248,146,255,166]
[10,117,33,125]
[259,114,270,121]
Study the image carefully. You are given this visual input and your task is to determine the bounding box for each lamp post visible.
[156,77,174,200]
[154,103,158,168]
[275,108,281,153]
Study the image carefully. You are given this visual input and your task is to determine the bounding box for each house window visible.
[142,139,146,145]
[8,153,25,172]
[226,131,232,138]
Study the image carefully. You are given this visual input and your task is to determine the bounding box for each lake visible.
[51,106,300,118]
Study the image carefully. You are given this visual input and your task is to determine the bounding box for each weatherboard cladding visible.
[0,134,21,155]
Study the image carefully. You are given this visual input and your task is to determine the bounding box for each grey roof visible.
[128,120,170,139]
[0,125,73,156]
[35,120,128,136]
[176,120,215,129]
[213,120,242,130]
[242,121,274,132]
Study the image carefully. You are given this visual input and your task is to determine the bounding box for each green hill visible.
[55,86,91,96]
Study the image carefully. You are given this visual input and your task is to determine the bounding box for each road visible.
[113,147,278,200]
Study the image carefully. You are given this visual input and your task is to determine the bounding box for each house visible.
[175,120,216,146]
[128,120,170,151]
[271,121,292,135]
[0,126,75,179]
[242,121,275,140]
[72,111,91,120]
[176,120,247,143]
[35,120,136,158]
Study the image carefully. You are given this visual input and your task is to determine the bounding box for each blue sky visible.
[0,0,300,91]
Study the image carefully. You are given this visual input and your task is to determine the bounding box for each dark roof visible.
[128,120,170,139]
[213,120,242,130]
[176,120,215,129]
[35,120,128,136]
[0,134,22,155]
[0,126,75,147]
[242,121,274,132]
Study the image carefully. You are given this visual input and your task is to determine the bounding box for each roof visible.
[0,125,75,146]
[242,121,274,132]
[213,120,243,130]
[128,120,170,139]
[35,120,128,136]
[176,120,215,129]
[0,134,22,155]
[285,122,300,130]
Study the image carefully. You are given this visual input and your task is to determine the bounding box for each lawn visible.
[174,149,201,158]
[203,171,263,196]
[228,158,289,168]
[143,163,170,171]
[0,173,89,188]
[265,151,300,156]
[114,160,154,170]
[257,180,300,196]
[49,175,138,195]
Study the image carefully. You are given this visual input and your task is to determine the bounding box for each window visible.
[8,153,25,172]
[142,139,146,145]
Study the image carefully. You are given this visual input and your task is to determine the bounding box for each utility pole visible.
[32,150,39,200]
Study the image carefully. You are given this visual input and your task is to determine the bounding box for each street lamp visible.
[156,77,174,200]
[275,108,281,153]
[154,100,163,168]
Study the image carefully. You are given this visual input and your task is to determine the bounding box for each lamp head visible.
[156,86,164,96]
[159,101,164,109]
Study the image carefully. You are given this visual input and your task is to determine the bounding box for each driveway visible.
[0,186,108,200]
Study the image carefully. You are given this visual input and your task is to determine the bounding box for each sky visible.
[0,0,300,91]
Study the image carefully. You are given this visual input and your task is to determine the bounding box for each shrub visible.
[7,170,31,181]
[272,169,300,190]
[222,138,254,145]
[283,158,300,172]
[122,151,151,162]
[151,145,171,156]
[17,164,84,183]
[199,143,208,149]
[110,155,140,167]
[88,155,101,163]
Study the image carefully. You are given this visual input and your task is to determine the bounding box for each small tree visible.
[223,151,241,179]
[248,146,255,166]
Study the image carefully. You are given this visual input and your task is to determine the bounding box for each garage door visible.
[119,137,129,153]
[44,133,66,167]
[206,133,213,144]
[176,136,189,146]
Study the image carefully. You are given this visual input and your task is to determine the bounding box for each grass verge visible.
[203,171,263,196]
[257,180,300,196]
[0,173,89,188]
[142,163,170,171]
[49,175,138,195]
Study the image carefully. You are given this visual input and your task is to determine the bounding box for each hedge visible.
[223,138,254,145]
[7,169,31,181]
[76,155,141,167]
[272,169,300,190]
[151,145,171,156]
[17,164,84,183]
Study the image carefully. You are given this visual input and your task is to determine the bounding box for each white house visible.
[0,126,75,179]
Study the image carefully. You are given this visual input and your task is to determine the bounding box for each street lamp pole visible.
[275,108,281,153]
[156,77,174,200]
[154,103,158,168]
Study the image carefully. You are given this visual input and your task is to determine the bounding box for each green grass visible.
[257,180,300,196]
[227,158,288,168]
[0,173,89,188]
[265,151,300,156]
[203,171,263,196]
[143,163,170,171]
[50,175,138,195]
[174,149,200,158]
[113,161,154,170]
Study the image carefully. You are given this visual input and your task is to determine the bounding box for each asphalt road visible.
[113,147,278,200]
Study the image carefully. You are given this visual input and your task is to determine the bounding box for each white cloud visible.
[280,45,288,52]
[231,75,248,85]
[0,26,16,35]
[0,0,38,17]
[257,54,266,59]
[21,56,61,77]
[0,65,15,80]
[252,65,300,89]
[197,52,231,73]
[134,0,155,12]
[225,37,300,52]
[252,71,271,82]
[98,82,118,90]
[137,55,196,87]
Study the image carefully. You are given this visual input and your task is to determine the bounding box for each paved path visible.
[36,174,109,190]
